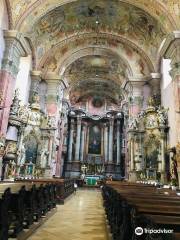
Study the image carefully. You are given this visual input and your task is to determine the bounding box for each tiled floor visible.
[28,189,109,240]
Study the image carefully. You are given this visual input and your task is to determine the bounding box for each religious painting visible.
[24,135,38,164]
[145,114,158,129]
[88,125,101,155]
[144,134,160,169]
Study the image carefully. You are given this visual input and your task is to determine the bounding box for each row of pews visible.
[0,178,74,240]
[102,181,180,240]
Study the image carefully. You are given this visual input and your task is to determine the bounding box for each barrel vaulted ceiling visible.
[5,0,180,105]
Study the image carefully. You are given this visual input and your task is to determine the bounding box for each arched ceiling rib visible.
[38,33,155,77]
[58,47,133,77]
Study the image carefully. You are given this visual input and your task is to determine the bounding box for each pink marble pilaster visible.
[55,120,65,177]
[174,75,180,143]
[0,70,16,135]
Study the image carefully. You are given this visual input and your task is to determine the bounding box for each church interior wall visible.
[0,0,9,69]
[161,58,176,147]
[15,56,32,104]
[0,0,179,186]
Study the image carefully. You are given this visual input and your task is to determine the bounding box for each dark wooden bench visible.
[16,178,75,204]
[0,186,11,240]
[0,180,60,240]
[102,182,180,240]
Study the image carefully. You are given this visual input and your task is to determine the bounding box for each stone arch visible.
[24,37,37,69]
[4,0,12,29]
[58,47,133,78]
[37,32,155,75]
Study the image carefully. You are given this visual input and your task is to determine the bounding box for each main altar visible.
[64,96,125,178]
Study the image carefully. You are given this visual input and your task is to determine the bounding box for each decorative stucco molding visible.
[1,30,31,76]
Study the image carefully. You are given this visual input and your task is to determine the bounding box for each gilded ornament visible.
[177,142,180,166]
[0,134,5,157]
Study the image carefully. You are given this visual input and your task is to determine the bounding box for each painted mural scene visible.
[0,0,180,239]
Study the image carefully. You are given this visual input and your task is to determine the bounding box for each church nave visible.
[0,0,180,239]
[28,190,109,240]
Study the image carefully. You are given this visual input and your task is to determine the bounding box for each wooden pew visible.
[0,181,55,239]
[15,181,55,216]
[0,186,11,240]
[102,182,180,240]
[16,178,75,204]
[0,179,74,239]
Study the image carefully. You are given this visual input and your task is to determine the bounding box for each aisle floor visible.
[28,189,109,240]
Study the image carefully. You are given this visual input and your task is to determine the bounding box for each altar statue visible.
[40,149,49,168]
[0,137,5,157]
[170,154,178,185]
[17,144,26,166]
[51,159,56,176]
[7,160,16,178]
[157,150,162,172]
[157,106,168,126]
[128,117,138,130]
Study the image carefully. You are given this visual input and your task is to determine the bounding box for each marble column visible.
[17,126,25,166]
[0,30,30,135]
[108,118,114,163]
[116,120,121,165]
[129,80,144,117]
[45,73,62,117]
[48,135,53,167]
[29,70,42,102]
[68,119,74,162]
[130,138,135,171]
[104,124,108,163]
[170,59,180,146]
[80,125,86,162]
[160,129,166,183]
[45,73,64,176]
[150,73,161,98]
[56,114,66,177]
[158,32,180,183]
[159,31,180,147]
[0,136,5,179]
[75,116,82,161]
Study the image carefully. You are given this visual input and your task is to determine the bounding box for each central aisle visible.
[28,190,109,240]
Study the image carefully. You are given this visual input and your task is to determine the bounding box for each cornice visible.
[158,31,180,59]
[2,30,31,76]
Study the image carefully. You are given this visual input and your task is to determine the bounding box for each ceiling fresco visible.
[6,0,179,108]
[65,55,128,105]
[24,0,166,64]
[69,79,124,105]
[64,55,127,83]
[39,35,151,77]
[8,0,178,31]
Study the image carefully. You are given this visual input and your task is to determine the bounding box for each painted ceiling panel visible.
[25,0,166,61]
[8,0,178,30]
[7,0,179,107]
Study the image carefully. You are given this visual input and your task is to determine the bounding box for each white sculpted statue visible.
[128,117,138,130]
[157,107,168,126]
[18,105,30,123]
[40,149,49,168]
[17,144,26,166]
